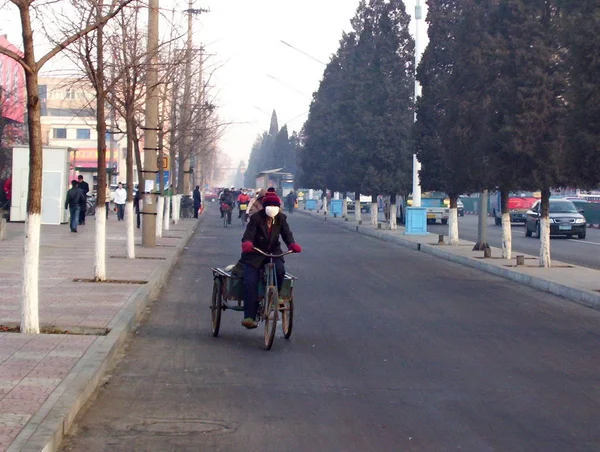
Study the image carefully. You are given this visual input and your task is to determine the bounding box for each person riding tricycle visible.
[239,190,302,329]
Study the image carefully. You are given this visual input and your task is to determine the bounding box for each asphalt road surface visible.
[60,205,600,452]
[427,215,600,270]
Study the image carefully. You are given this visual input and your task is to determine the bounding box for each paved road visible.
[428,215,600,270]
[60,206,600,452]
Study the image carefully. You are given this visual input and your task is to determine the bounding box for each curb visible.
[299,210,600,312]
[8,218,201,452]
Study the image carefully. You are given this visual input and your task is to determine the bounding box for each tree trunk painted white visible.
[125,201,135,259]
[501,212,512,260]
[390,204,397,230]
[172,195,180,224]
[355,199,361,222]
[163,196,170,231]
[539,217,551,267]
[448,208,459,245]
[342,198,348,217]
[371,202,378,226]
[94,206,107,281]
[156,196,164,238]
[322,196,328,215]
[22,213,41,334]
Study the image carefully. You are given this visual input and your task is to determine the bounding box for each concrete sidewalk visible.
[299,208,600,311]
[0,214,200,451]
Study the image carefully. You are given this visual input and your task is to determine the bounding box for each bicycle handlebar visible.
[252,247,294,258]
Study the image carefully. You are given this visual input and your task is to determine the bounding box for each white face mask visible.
[265,206,279,218]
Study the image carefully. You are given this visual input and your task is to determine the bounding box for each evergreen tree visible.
[300,0,415,197]
[300,33,358,192]
[272,125,289,169]
[351,0,415,198]
[287,131,300,176]
[269,110,279,136]
[562,1,600,189]
[415,0,492,202]
[244,134,266,187]
[487,0,566,266]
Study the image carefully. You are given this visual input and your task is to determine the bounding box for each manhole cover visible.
[128,419,231,436]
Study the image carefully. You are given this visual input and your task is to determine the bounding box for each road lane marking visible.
[567,239,600,246]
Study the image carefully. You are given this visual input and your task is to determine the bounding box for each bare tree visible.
[66,0,112,279]
[0,0,132,333]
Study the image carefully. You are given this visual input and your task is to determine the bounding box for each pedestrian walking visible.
[193,185,202,219]
[105,184,111,219]
[114,182,127,221]
[134,189,141,228]
[77,175,89,225]
[65,180,85,232]
[3,176,11,221]
[285,190,297,214]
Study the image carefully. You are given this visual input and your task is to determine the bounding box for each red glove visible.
[290,243,302,253]
[242,241,254,253]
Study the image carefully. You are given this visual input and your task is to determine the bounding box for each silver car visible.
[525,199,587,239]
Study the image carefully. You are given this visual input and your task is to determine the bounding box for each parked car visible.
[493,195,538,225]
[457,199,465,217]
[345,195,371,214]
[525,199,587,239]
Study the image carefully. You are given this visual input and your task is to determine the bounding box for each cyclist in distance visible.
[237,189,250,220]
[239,190,302,329]
[219,188,235,224]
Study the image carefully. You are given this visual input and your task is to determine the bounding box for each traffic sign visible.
[157,155,169,169]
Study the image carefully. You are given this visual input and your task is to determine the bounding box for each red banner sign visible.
[0,36,25,124]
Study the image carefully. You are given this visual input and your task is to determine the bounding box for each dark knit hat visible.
[262,191,281,207]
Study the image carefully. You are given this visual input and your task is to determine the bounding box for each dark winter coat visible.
[65,187,85,209]
[240,209,296,268]
[77,181,89,207]
[193,188,202,207]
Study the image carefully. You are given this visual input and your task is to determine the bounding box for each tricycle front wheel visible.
[281,296,294,339]
[263,287,278,350]
[211,278,223,337]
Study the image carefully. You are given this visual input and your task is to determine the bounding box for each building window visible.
[53,128,67,139]
[76,128,91,139]
[65,89,75,99]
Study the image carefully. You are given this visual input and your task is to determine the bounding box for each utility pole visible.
[193,48,204,188]
[178,2,208,195]
[109,61,116,185]
[142,0,160,246]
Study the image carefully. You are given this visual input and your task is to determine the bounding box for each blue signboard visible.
[156,171,170,189]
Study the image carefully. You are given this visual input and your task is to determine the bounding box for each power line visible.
[280,40,326,66]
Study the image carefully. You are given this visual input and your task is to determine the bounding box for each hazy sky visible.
[0,0,427,165]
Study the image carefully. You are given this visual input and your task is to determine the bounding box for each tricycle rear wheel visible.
[281,296,294,339]
[211,278,223,337]
[263,287,277,350]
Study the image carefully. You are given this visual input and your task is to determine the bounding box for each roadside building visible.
[0,35,26,191]
[38,76,132,191]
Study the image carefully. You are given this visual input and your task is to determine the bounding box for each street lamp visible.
[405,0,428,235]
[412,0,423,209]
